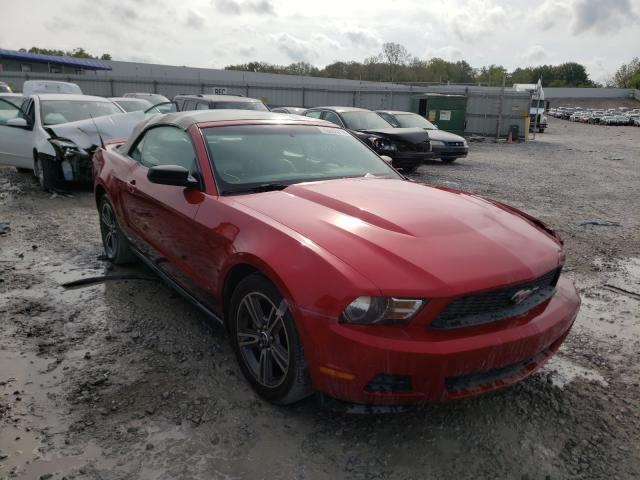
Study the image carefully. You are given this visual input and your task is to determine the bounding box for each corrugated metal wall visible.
[0,71,421,110]
[420,86,532,137]
[0,72,423,110]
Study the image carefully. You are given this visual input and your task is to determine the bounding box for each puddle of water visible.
[573,257,640,346]
[543,355,608,388]
[0,426,41,476]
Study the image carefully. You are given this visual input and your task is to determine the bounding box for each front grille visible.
[445,141,465,147]
[431,268,560,329]
[397,140,430,153]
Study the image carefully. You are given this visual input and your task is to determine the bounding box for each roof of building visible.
[0,48,112,71]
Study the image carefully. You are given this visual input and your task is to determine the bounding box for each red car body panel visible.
[93,116,580,405]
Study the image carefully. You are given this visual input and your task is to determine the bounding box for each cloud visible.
[519,45,548,64]
[344,28,382,49]
[312,33,342,51]
[533,0,638,34]
[425,45,464,62]
[268,32,318,62]
[213,0,275,16]
[237,46,257,57]
[450,0,507,42]
[186,10,205,29]
[533,0,571,30]
[572,0,637,34]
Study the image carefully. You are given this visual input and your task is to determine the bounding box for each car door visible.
[0,98,34,169]
[123,125,206,290]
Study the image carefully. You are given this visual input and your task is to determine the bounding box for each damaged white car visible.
[0,93,144,191]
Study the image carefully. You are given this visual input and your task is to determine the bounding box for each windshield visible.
[203,124,401,195]
[212,101,268,111]
[394,114,437,129]
[341,111,392,130]
[1,96,24,108]
[40,100,123,126]
[114,99,152,112]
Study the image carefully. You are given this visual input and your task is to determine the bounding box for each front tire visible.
[229,274,312,405]
[99,196,136,264]
[401,165,418,174]
[441,157,457,163]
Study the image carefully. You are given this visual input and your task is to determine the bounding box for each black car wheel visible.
[441,158,457,163]
[34,156,48,191]
[99,196,136,264]
[229,274,312,405]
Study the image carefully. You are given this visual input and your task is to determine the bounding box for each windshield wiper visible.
[225,183,291,195]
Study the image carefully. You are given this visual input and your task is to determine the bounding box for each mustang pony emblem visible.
[510,287,540,305]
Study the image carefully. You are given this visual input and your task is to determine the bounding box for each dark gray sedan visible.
[377,110,469,163]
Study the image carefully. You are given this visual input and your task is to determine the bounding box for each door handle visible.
[127,179,136,193]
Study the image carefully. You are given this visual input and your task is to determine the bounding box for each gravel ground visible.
[0,117,639,480]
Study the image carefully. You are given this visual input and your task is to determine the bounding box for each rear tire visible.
[16,167,31,173]
[98,196,136,265]
[401,165,418,174]
[229,274,312,405]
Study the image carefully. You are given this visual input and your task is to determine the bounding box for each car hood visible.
[425,129,465,143]
[46,111,146,150]
[356,127,429,144]
[230,178,563,297]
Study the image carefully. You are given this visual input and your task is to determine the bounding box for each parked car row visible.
[548,106,640,126]
[0,81,470,192]
[0,79,580,408]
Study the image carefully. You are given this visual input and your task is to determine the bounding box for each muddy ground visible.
[0,117,639,480]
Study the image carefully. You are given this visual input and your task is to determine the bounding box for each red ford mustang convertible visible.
[93,110,580,406]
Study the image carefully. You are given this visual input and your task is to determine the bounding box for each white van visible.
[513,82,547,133]
[22,80,82,96]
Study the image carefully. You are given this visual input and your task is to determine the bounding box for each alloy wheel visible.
[236,292,290,388]
[100,201,118,258]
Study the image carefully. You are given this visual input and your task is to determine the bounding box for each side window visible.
[183,100,196,111]
[304,110,322,119]
[196,102,209,110]
[0,99,29,125]
[129,127,197,171]
[322,111,343,127]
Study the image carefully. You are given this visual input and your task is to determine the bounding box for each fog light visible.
[365,373,412,393]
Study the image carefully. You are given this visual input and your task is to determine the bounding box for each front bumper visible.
[432,146,469,159]
[295,276,580,405]
[390,151,433,169]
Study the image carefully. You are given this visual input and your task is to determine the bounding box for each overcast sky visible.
[2,0,639,83]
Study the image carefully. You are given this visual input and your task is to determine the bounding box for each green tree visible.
[610,58,640,88]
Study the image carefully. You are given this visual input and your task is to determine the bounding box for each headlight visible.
[430,140,445,147]
[49,138,88,158]
[368,137,397,153]
[341,296,425,325]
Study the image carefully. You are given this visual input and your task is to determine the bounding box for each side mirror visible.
[147,165,200,189]
[6,117,29,128]
[380,155,393,164]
